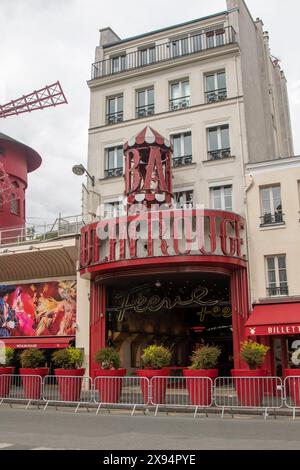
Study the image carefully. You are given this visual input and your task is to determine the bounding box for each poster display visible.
[0,281,76,338]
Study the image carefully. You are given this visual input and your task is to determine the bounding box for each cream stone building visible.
[77,0,296,376]
[245,158,300,375]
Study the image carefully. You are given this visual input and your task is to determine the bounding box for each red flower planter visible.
[19,368,49,400]
[137,369,170,405]
[54,369,85,402]
[94,369,126,404]
[231,369,267,406]
[284,369,300,406]
[0,367,14,398]
[183,369,217,406]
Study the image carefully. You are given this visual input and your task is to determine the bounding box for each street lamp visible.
[72,164,95,186]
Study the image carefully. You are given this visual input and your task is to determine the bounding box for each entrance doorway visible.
[105,273,233,373]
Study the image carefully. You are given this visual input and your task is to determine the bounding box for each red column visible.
[231,268,249,369]
[89,282,106,378]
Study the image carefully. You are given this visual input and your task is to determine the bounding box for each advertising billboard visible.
[0,281,76,338]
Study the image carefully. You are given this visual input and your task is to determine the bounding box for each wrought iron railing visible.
[205,88,227,103]
[208,148,231,160]
[91,26,236,80]
[106,111,123,125]
[260,212,284,227]
[136,104,155,118]
[267,285,289,297]
[105,167,123,178]
[173,155,193,167]
[169,96,190,111]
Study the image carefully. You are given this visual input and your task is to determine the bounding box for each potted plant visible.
[0,347,15,398]
[137,345,171,405]
[94,347,126,404]
[52,347,85,402]
[183,345,221,406]
[19,349,48,400]
[284,347,300,406]
[232,340,269,406]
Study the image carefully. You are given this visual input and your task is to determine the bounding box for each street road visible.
[0,405,299,450]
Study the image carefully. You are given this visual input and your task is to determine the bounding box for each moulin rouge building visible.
[77,0,299,377]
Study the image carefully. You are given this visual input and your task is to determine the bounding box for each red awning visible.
[245,303,300,337]
[0,336,74,349]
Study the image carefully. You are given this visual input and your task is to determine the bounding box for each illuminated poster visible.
[0,281,76,338]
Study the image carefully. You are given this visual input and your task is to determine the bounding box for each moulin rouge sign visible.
[80,127,246,267]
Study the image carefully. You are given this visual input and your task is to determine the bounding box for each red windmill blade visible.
[0,81,68,119]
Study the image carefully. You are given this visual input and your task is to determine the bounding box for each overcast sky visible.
[1,0,300,224]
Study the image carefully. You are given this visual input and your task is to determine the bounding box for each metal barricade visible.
[0,374,43,408]
[150,376,213,417]
[93,376,150,415]
[42,375,93,412]
[214,376,284,418]
[284,376,300,419]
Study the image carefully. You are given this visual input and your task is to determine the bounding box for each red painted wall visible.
[0,137,41,236]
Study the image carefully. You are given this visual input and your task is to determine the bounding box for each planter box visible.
[284,369,300,407]
[231,369,267,407]
[19,368,49,400]
[183,369,217,406]
[54,369,85,402]
[0,367,15,398]
[137,369,170,405]
[94,369,126,404]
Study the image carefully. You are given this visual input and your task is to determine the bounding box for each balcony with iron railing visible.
[173,155,193,168]
[91,26,236,80]
[136,104,155,118]
[267,285,289,297]
[260,212,285,227]
[106,111,123,125]
[0,215,83,246]
[205,88,227,104]
[208,148,231,161]
[105,167,123,178]
[169,96,190,112]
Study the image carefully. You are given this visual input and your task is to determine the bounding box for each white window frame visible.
[106,95,123,124]
[260,185,282,215]
[139,45,156,65]
[171,132,192,157]
[111,55,126,73]
[207,125,230,151]
[103,197,126,218]
[265,255,288,296]
[210,185,233,211]
[173,189,194,209]
[136,87,155,117]
[105,145,124,178]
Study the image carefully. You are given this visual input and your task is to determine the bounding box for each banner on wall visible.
[0,281,76,338]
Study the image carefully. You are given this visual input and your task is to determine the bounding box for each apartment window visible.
[170,37,189,58]
[260,185,284,226]
[174,190,193,208]
[207,125,230,160]
[266,255,288,297]
[191,33,202,52]
[171,132,192,167]
[112,55,126,74]
[136,88,154,118]
[206,29,225,48]
[169,80,190,111]
[106,95,123,125]
[210,185,232,211]
[104,199,125,219]
[139,46,156,66]
[105,146,123,178]
[205,71,227,103]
